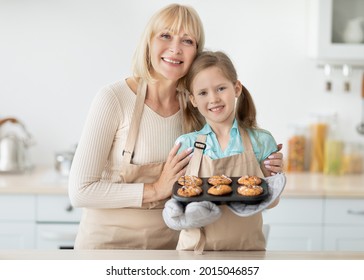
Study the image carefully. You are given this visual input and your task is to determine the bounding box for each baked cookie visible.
[178,175,203,186]
[207,184,232,196]
[177,185,203,197]
[237,175,262,186]
[237,185,263,196]
[207,175,232,186]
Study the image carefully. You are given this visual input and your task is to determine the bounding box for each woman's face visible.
[189,66,242,128]
[149,29,197,82]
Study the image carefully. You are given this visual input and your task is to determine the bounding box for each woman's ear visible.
[235,80,243,98]
[189,94,198,107]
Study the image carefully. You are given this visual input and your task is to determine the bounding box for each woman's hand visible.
[143,143,192,203]
[263,144,284,176]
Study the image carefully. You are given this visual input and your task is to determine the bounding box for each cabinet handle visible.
[65,204,73,212]
[347,210,364,215]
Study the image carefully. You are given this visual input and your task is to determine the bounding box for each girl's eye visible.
[217,86,226,92]
[197,91,207,96]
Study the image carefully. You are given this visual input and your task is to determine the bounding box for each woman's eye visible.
[182,38,195,46]
[160,33,171,40]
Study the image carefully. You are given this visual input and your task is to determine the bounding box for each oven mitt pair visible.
[162,173,286,230]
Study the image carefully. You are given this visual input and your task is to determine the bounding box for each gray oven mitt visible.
[227,173,286,217]
[162,198,221,230]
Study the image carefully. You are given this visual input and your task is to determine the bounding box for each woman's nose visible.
[169,40,182,54]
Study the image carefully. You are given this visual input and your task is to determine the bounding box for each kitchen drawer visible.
[0,195,36,221]
[36,195,82,223]
[36,223,79,249]
[0,222,36,249]
[263,198,323,224]
[267,225,323,251]
[324,225,364,251]
[324,198,364,225]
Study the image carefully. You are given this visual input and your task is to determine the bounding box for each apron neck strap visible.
[186,134,207,176]
[122,80,147,163]
[239,127,254,152]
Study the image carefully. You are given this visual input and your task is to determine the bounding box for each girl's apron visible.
[74,81,179,249]
[176,127,266,252]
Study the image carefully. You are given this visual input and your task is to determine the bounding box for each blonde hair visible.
[131,4,205,89]
[183,51,258,133]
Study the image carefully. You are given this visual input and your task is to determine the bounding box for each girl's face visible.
[149,29,197,82]
[189,66,242,128]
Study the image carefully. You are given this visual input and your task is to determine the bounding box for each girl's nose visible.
[209,93,221,103]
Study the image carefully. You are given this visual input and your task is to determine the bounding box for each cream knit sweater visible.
[68,80,182,208]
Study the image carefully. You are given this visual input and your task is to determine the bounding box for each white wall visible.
[1,0,363,166]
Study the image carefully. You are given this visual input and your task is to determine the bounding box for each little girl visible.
[169,51,284,252]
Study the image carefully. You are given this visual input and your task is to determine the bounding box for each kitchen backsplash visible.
[1,0,363,166]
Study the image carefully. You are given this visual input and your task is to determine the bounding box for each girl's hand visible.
[264,144,284,176]
[148,143,193,202]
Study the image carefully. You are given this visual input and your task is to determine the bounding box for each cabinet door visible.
[307,0,364,63]
[36,223,79,249]
[36,194,82,222]
[0,222,35,249]
[263,198,324,251]
[323,198,364,251]
[267,225,323,251]
[0,195,36,249]
[324,226,364,251]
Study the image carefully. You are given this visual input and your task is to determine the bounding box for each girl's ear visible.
[235,80,243,98]
[189,94,198,107]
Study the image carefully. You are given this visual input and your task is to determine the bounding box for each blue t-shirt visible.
[176,119,277,162]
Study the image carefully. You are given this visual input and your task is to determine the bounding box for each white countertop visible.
[0,167,68,195]
[1,166,364,198]
[1,250,364,260]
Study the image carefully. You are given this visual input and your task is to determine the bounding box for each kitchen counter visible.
[0,166,363,198]
[1,249,364,260]
[0,167,68,195]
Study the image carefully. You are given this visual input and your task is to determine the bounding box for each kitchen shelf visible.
[307,0,364,65]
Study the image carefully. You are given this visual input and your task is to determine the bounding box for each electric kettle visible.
[0,117,34,172]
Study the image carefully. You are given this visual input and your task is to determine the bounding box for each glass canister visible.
[323,114,343,175]
[324,140,343,175]
[341,143,364,174]
[287,124,307,172]
[309,119,328,173]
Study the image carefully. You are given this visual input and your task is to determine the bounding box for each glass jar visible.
[323,114,343,175]
[310,122,328,173]
[287,124,307,172]
[341,143,364,174]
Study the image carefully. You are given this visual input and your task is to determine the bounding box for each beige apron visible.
[176,127,266,252]
[74,81,179,249]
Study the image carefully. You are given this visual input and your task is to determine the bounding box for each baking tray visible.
[172,177,269,205]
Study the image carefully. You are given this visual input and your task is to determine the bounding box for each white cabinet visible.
[0,195,36,249]
[35,195,82,249]
[0,194,82,249]
[323,198,364,251]
[264,197,364,251]
[307,0,364,64]
[263,198,323,251]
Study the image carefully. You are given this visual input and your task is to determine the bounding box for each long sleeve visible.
[68,80,182,208]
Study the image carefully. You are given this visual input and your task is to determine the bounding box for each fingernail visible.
[265,165,271,169]
[189,152,194,157]
[187,147,193,152]
[264,160,270,164]
[268,155,275,159]
[175,140,180,146]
